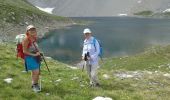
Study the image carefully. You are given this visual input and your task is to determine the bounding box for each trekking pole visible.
[82,61,85,72]
[40,53,51,73]
[32,42,51,73]
[80,60,85,83]
[32,42,56,89]
[39,74,42,91]
[39,62,42,91]
[99,55,105,67]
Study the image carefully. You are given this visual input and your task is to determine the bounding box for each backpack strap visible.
[93,38,97,52]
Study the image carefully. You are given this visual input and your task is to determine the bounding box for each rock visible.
[4,78,13,84]
[163,73,170,77]
[93,96,112,100]
[12,16,15,20]
[21,70,27,73]
[11,12,15,15]
[25,22,28,25]
[145,71,152,75]
[3,18,6,21]
[19,22,24,26]
[45,56,52,60]
[103,74,110,79]
[93,96,105,100]
[71,77,79,80]
[45,27,49,29]
[67,65,78,70]
[155,71,158,73]
[80,84,85,87]
[46,93,50,96]
[114,71,143,79]
[55,79,61,82]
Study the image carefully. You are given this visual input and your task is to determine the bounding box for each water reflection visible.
[39,17,170,64]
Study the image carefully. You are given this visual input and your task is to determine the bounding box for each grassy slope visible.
[0,0,73,42]
[0,0,68,24]
[134,11,154,17]
[134,10,170,18]
[104,45,170,71]
[1,43,170,100]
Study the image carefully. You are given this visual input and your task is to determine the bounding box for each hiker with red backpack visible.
[82,28,101,87]
[21,25,41,92]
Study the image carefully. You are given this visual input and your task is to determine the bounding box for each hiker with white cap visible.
[22,25,41,92]
[82,28,100,87]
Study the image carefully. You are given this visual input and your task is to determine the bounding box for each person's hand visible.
[82,56,84,60]
[34,52,40,56]
[40,52,43,56]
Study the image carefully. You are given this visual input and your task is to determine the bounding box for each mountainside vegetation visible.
[1,43,170,100]
[0,0,73,42]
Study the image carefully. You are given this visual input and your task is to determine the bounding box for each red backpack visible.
[15,34,32,59]
[17,43,25,59]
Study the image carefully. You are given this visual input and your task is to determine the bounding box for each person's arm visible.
[82,45,85,60]
[22,38,39,56]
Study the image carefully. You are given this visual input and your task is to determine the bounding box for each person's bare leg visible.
[32,69,40,85]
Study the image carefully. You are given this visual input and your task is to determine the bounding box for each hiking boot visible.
[89,82,100,87]
[32,83,41,93]
[95,83,100,87]
[90,82,97,87]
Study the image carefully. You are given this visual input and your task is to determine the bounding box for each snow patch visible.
[36,6,55,14]
[93,96,112,100]
[163,9,170,13]
[118,14,127,16]
[4,78,13,84]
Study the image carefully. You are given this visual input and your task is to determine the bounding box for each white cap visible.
[26,25,35,31]
[83,28,91,34]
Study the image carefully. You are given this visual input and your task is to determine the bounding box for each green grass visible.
[163,12,170,16]
[103,45,170,72]
[1,43,170,100]
[134,10,170,18]
[134,11,154,16]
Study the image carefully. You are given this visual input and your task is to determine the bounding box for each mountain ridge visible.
[27,0,170,17]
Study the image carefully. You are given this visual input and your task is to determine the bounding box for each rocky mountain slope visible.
[27,0,170,17]
[0,0,73,42]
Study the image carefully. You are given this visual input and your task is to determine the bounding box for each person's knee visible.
[32,69,40,75]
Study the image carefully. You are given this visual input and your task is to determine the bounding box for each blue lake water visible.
[39,17,170,64]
